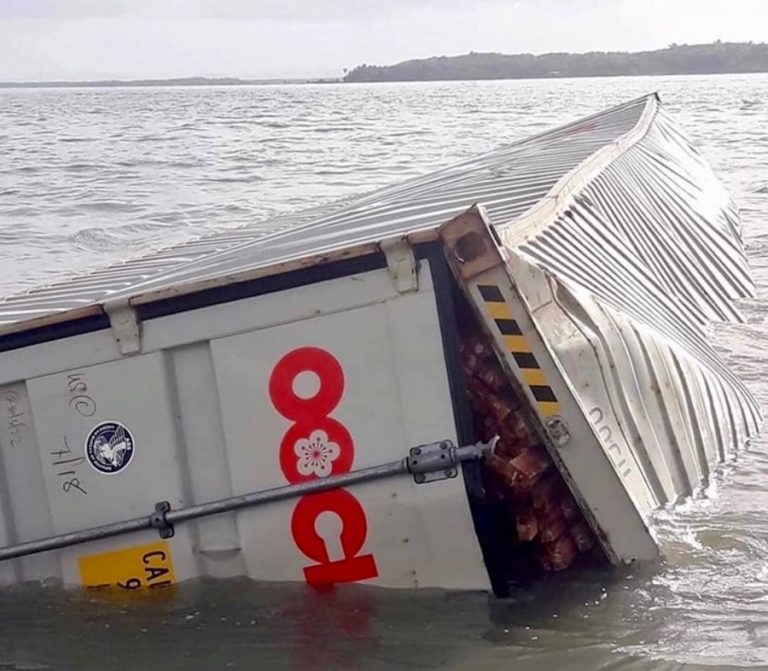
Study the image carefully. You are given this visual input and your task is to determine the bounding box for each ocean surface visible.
[0,74,767,670]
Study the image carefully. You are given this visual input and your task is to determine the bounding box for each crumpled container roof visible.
[0,94,651,335]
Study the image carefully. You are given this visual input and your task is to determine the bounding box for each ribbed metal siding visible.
[508,103,761,499]
[0,96,650,331]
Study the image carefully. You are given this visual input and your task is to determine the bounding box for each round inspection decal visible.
[85,421,135,474]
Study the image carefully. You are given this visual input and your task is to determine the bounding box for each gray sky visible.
[1,0,767,81]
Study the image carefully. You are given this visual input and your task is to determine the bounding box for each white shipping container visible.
[0,95,758,596]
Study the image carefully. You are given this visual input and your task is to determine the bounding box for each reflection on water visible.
[0,74,767,669]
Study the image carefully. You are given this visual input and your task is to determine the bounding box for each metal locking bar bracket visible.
[149,501,174,539]
[408,439,500,484]
[408,441,457,484]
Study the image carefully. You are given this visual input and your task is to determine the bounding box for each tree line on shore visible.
[343,42,768,82]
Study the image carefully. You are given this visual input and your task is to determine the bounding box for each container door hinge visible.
[438,204,505,281]
[380,237,418,294]
[104,299,142,355]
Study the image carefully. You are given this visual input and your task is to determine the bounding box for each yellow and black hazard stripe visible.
[476,284,561,418]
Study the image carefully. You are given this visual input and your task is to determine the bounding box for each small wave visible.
[77,201,145,214]
[68,227,122,250]
[219,203,251,213]
[4,206,41,217]
[113,158,175,169]
[312,126,359,133]
[136,135,170,143]
[0,166,41,175]
[200,175,265,184]
[63,163,102,172]
[118,220,189,233]
[143,213,186,226]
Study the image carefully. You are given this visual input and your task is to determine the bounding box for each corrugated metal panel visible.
[500,97,761,506]
[0,95,651,333]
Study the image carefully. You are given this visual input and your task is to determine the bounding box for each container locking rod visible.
[0,438,494,563]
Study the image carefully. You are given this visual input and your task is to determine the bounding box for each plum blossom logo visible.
[294,430,340,478]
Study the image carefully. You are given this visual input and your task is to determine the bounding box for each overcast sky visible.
[1,0,767,81]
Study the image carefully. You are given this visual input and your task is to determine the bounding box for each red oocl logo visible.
[269,347,378,586]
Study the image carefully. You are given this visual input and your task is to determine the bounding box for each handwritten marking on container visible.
[4,390,26,449]
[67,373,97,418]
[48,372,98,495]
[476,284,561,418]
[50,436,87,495]
[269,347,378,587]
[78,541,175,589]
[588,407,632,478]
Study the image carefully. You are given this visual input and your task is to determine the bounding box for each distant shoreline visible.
[3,41,768,89]
[2,71,766,90]
[0,76,342,90]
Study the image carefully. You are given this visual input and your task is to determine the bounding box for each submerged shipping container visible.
[0,94,759,595]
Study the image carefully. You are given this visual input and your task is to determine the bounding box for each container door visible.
[26,353,197,588]
[210,264,490,590]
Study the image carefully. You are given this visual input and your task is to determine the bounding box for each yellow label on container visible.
[78,541,176,590]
